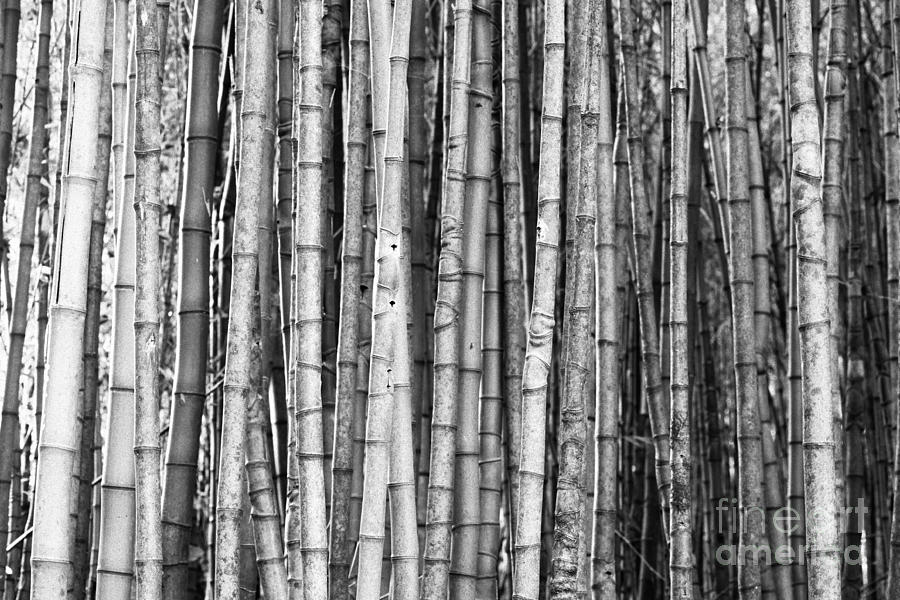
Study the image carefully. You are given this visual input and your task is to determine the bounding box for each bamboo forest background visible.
[0,0,894,597]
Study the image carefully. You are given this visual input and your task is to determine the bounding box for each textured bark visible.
[133,0,165,593]
[787,0,841,596]
[421,0,471,593]
[724,1,763,597]
[512,0,564,595]
[216,0,277,597]
[29,0,108,596]
[669,0,691,592]
[0,0,49,591]
[328,0,368,594]
[616,0,671,529]
[160,1,223,595]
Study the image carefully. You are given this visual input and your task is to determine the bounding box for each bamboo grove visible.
[1,0,900,596]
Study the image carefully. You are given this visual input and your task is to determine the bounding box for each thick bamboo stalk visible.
[512,0,563,594]
[161,0,224,595]
[724,0,764,596]
[669,0,691,591]
[96,31,136,600]
[549,0,596,595]
[328,0,368,592]
[29,0,109,596]
[291,0,328,593]
[616,0,671,532]
[74,5,113,599]
[132,0,165,592]
[421,0,472,593]
[786,0,841,596]
[0,0,50,590]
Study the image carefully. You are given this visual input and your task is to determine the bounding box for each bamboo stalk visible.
[74,5,113,599]
[161,0,224,595]
[421,0,472,592]
[291,0,329,592]
[669,0,691,590]
[786,0,841,595]
[30,0,109,596]
[328,0,368,592]
[512,0,564,593]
